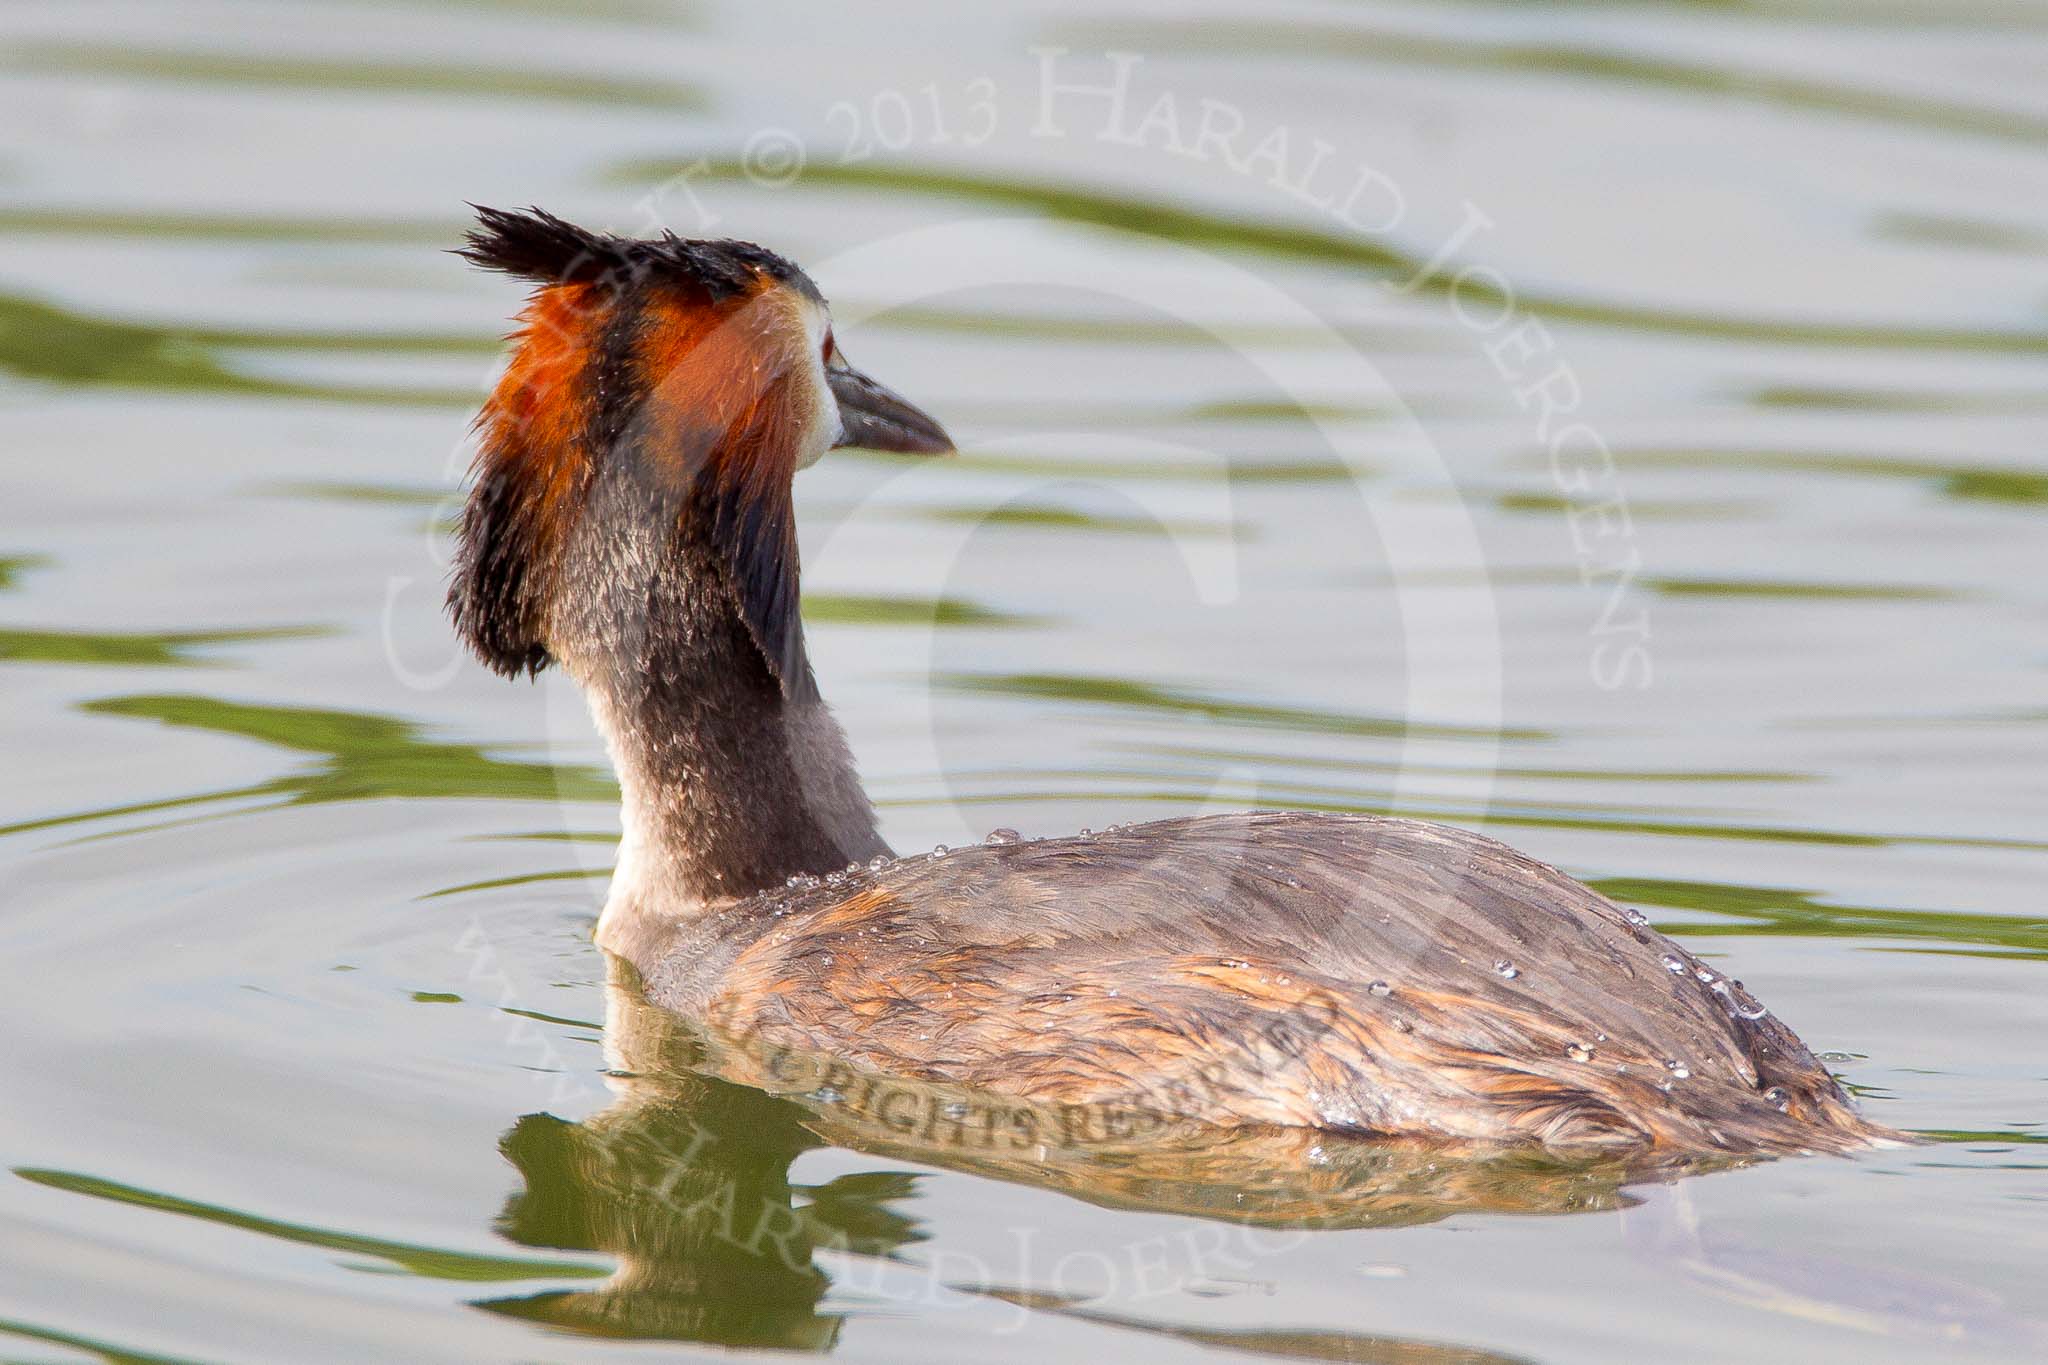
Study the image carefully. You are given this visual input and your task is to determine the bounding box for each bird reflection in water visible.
[476,960,1741,1357]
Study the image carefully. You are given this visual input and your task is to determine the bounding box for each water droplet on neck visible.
[1663,1059,1691,1079]
[983,827,1022,846]
[1368,980,1392,998]
[1390,1017,1413,1033]
[927,844,950,860]
[1566,1042,1594,1062]
[1493,959,1519,979]
[1077,827,1093,837]
[1622,907,1649,926]
[867,855,891,872]
[1661,954,1688,974]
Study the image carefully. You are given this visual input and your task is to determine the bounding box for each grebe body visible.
[451,207,1889,1156]
[618,812,1874,1152]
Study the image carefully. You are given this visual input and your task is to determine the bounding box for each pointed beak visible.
[828,357,954,455]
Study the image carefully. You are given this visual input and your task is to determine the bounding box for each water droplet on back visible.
[1661,954,1688,975]
[1369,980,1392,997]
[984,827,1022,845]
[1493,959,1519,979]
[1567,1043,1594,1062]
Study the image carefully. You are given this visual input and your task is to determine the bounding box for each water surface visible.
[3,1,2045,1361]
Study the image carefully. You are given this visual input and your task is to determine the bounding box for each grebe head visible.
[449,204,950,688]
[451,206,950,916]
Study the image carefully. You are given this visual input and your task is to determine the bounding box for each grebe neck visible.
[558,497,888,936]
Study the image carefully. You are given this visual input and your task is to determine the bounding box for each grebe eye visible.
[821,330,835,365]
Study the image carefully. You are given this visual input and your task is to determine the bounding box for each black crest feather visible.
[457,204,819,303]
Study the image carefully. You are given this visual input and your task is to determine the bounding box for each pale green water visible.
[2,1,2046,1361]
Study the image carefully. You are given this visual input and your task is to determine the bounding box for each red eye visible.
[821,330,835,364]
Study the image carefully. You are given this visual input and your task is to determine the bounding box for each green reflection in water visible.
[804,593,1037,628]
[1611,449,2048,505]
[637,161,2048,354]
[1593,877,2048,959]
[1190,397,1384,422]
[1646,577,1952,601]
[12,1168,607,1282]
[1914,1129,2048,1145]
[0,553,47,591]
[0,1314,203,1365]
[0,207,454,243]
[14,43,706,110]
[262,480,451,506]
[1749,384,2048,414]
[0,625,323,667]
[940,671,1547,742]
[0,294,474,404]
[1494,491,1755,520]
[1067,18,2048,146]
[0,694,614,841]
[1940,469,2048,505]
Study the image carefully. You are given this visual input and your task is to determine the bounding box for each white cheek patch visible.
[795,301,840,469]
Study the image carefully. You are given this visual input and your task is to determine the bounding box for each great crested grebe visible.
[451,206,1889,1155]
